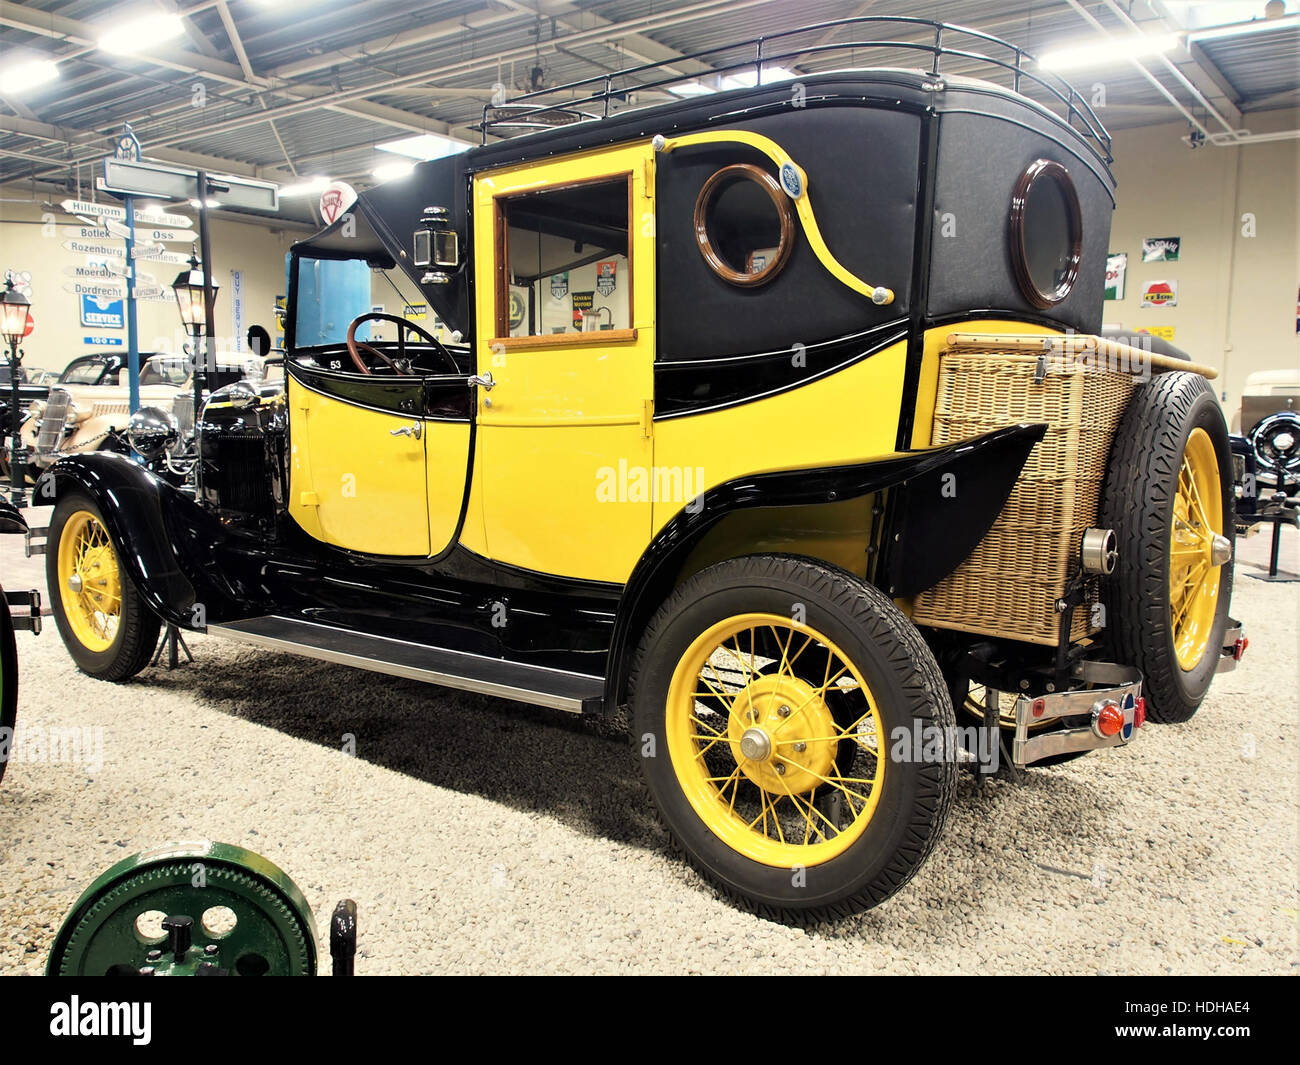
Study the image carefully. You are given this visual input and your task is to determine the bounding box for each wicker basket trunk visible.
[911,345,1135,646]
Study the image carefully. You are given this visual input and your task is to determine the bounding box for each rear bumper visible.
[1012,661,1143,768]
[1217,619,1247,673]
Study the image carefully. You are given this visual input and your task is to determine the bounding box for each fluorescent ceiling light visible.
[279,176,331,198]
[668,80,716,97]
[375,132,472,161]
[99,12,185,55]
[0,57,59,95]
[720,65,797,89]
[188,198,220,209]
[1038,33,1178,70]
[372,161,415,182]
[1186,12,1300,41]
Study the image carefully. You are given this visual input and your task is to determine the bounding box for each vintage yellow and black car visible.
[34,19,1245,922]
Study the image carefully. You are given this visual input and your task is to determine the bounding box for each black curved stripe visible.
[287,359,472,421]
[654,320,907,418]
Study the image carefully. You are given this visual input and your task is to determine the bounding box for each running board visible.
[205,616,605,714]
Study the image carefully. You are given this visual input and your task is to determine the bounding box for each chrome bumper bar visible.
[1217,619,1247,673]
[1012,661,1143,768]
[4,589,42,635]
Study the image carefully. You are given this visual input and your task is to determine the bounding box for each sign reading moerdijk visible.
[49,996,151,1045]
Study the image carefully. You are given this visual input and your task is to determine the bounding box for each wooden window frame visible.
[492,171,635,348]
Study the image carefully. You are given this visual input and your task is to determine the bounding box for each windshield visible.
[140,356,190,387]
[292,254,460,351]
[60,358,119,385]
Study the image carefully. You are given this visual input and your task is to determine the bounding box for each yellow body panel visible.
[473,143,657,583]
[287,377,432,556]
[651,340,908,535]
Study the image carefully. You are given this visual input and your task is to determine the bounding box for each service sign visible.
[1140,280,1178,308]
[79,294,125,329]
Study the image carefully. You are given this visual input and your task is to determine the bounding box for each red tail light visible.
[1133,697,1147,729]
[1233,636,1248,661]
[1094,702,1125,738]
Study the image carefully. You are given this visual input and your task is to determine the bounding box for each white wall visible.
[1105,109,1300,412]
[0,189,298,375]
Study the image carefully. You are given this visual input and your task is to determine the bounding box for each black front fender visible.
[34,455,256,628]
[605,423,1045,709]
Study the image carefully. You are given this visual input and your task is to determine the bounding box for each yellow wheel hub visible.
[726,674,838,795]
[1170,428,1225,670]
[665,612,886,868]
[56,510,123,653]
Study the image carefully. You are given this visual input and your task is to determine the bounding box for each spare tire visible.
[1100,372,1234,723]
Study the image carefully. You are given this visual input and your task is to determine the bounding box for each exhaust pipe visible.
[1081,527,1118,576]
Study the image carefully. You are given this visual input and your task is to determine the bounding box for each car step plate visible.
[206,615,605,714]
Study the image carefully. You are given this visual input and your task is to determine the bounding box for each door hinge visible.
[643,157,654,197]
[641,398,654,438]
[300,490,319,507]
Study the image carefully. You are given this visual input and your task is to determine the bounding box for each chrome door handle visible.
[468,371,496,391]
[390,422,422,440]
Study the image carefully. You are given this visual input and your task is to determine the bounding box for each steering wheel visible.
[345,312,459,375]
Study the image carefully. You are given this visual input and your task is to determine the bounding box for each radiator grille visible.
[35,388,71,457]
[911,346,1135,646]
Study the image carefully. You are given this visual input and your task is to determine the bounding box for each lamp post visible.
[1,279,33,506]
[172,256,218,493]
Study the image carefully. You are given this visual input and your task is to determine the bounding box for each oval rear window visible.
[1010,159,1082,308]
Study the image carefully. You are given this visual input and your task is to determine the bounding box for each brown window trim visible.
[494,171,635,340]
[489,328,639,352]
[694,163,795,287]
[1008,158,1083,310]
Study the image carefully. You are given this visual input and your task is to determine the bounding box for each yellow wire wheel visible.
[665,613,885,867]
[56,510,123,653]
[632,555,956,923]
[1169,427,1224,670]
[47,493,160,682]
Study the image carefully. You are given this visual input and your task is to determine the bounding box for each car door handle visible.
[390,422,422,440]
[467,371,496,391]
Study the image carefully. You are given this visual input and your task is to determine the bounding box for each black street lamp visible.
[171,256,218,484]
[0,279,33,506]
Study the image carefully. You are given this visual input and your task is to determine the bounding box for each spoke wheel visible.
[47,492,160,681]
[56,510,123,652]
[1170,427,1224,669]
[1101,372,1234,724]
[667,613,885,867]
[632,555,956,924]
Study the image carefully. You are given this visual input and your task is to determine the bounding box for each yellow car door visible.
[286,368,434,556]
[472,142,656,584]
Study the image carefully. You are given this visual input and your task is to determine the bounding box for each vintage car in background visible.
[1232,369,1299,492]
[0,364,56,482]
[34,18,1244,923]
[22,351,267,476]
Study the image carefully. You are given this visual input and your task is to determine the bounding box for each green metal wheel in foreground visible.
[47,842,320,976]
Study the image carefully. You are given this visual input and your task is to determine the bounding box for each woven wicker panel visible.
[912,350,1134,646]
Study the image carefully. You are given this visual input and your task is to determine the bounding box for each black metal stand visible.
[151,624,194,669]
[1247,454,1298,583]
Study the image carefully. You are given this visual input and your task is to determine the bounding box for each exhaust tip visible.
[1081,527,1118,576]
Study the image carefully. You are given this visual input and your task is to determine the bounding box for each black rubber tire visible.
[46,492,160,682]
[1100,372,1234,724]
[629,554,956,924]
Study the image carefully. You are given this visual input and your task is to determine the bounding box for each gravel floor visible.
[1,517,1296,975]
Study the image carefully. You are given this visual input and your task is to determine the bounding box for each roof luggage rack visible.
[477,17,1112,166]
